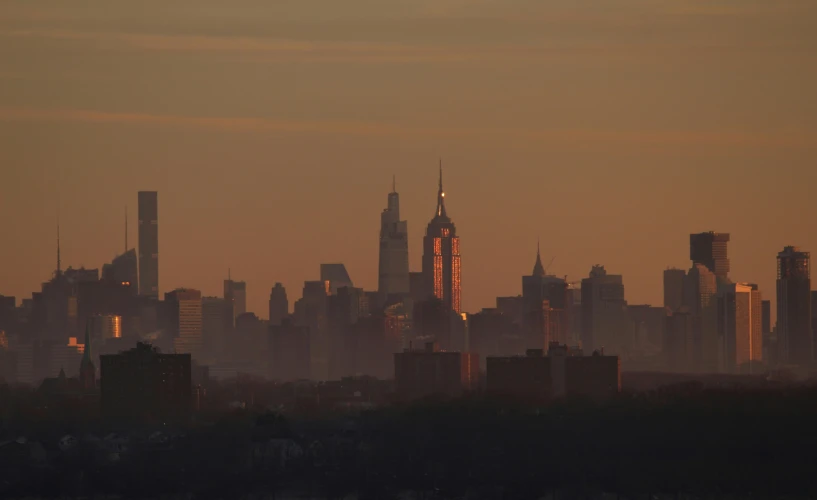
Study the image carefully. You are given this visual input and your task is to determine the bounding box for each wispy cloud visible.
[2,107,814,151]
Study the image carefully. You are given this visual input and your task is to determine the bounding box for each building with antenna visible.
[421,164,462,314]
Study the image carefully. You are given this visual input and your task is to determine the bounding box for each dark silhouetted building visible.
[79,325,96,390]
[202,296,229,363]
[663,268,686,312]
[777,246,811,365]
[165,289,203,360]
[717,283,763,373]
[295,280,330,380]
[487,343,620,401]
[268,319,310,381]
[522,245,569,346]
[409,271,425,303]
[138,191,159,298]
[268,283,288,326]
[378,178,410,300]
[394,342,478,401]
[664,310,694,372]
[581,265,629,355]
[690,231,730,281]
[102,249,138,295]
[628,304,666,352]
[100,343,191,423]
[421,166,462,314]
[684,263,719,372]
[224,276,246,322]
[321,264,354,295]
[761,299,773,363]
[469,307,524,366]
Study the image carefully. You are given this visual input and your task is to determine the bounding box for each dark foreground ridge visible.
[1,383,817,499]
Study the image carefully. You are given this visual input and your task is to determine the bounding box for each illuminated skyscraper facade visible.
[378,178,410,299]
[422,167,461,314]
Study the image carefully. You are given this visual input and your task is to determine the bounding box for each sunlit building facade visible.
[717,283,763,373]
[421,166,461,314]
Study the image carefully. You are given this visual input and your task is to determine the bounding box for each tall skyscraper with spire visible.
[422,165,462,313]
[378,176,410,300]
[138,191,159,298]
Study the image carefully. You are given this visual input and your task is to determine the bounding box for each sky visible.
[1,0,816,319]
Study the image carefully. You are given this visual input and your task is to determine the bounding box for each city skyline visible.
[1,0,816,319]
[0,170,815,321]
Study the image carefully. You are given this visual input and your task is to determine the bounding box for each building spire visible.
[435,159,447,219]
[532,238,545,277]
[392,174,396,193]
[124,206,128,253]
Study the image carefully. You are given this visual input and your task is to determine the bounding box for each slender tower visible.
[421,163,462,313]
[377,175,410,299]
[138,191,159,298]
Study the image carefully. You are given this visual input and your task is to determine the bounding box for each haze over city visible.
[2,0,817,318]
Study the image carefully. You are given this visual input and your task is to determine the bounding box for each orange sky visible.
[1,0,816,318]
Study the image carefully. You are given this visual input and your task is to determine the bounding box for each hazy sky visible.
[1,0,816,318]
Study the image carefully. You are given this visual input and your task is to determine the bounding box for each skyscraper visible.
[683,263,718,372]
[223,276,246,321]
[663,268,686,312]
[320,264,354,295]
[580,265,628,355]
[166,288,203,360]
[717,283,762,373]
[421,166,462,314]
[138,191,159,298]
[378,177,410,299]
[522,244,569,346]
[690,232,730,281]
[268,283,288,326]
[202,296,229,362]
[776,246,812,365]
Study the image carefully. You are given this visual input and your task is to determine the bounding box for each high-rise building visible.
[664,310,694,372]
[223,277,246,321]
[776,246,811,365]
[100,342,191,423]
[268,319,310,381]
[202,297,229,362]
[138,191,159,298]
[294,280,330,380]
[580,265,629,355]
[268,283,288,326]
[166,289,203,360]
[718,283,763,373]
[683,264,719,372]
[421,166,462,314]
[394,342,479,401]
[102,249,138,295]
[690,232,730,280]
[88,314,122,344]
[522,245,570,346]
[378,178,410,300]
[663,268,686,312]
[320,264,354,295]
